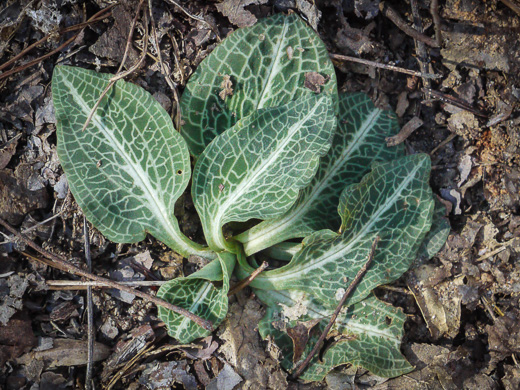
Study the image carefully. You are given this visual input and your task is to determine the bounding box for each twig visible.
[409,0,432,97]
[81,0,148,132]
[228,261,269,296]
[430,0,443,47]
[379,2,439,47]
[292,236,380,379]
[386,116,423,146]
[0,5,114,72]
[329,53,440,79]
[500,0,520,16]
[84,217,94,390]
[430,132,456,155]
[425,88,487,118]
[0,217,213,331]
[47,280,167,289]
[0,7,114,81]
[476,246,507,262]
[162,0,208,25]
[148,0,182,130]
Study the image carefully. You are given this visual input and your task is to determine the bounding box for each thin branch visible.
[329,53,440,79]
[81,0,148,132]
[0,5,114,72]
[430,0,443,47]
[47,280,167,289]
[0,7,114,81]
[292,236,380,379]
[84,217,94,390]
[162,0,209,25]
[500,0,520,16]
[0,217,213,331]
[228,261,269,296]
[379,2,439,47]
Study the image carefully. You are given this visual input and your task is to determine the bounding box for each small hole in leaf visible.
[177,170,183,175]
[385,316,392,325]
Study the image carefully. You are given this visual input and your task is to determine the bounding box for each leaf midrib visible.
[62,75,178,240]
[214,100,322,229]
[241,104,382,245]
[265,160,425,282]
[254,17,289,111]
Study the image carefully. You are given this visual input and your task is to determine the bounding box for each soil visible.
[1,0,520,389]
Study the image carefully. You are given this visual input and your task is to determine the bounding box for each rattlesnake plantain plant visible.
[52,13,449,381]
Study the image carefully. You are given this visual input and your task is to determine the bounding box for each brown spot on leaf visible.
[286,318,321,364]
[219,75,234,101]
[304,72,327,93]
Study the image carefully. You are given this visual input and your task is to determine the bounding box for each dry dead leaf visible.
[216,0,268,28]
[286,318,321,363]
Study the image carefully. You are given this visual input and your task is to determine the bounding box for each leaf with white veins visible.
[236,92,405,255]
[236,154,434,308]
[192,93,336,252]
[52,66,213,258]
[157,251,236,343]
[256,290,413,381]
[180,13,337,156]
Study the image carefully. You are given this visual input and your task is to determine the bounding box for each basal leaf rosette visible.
[192,93,336,253]
[180,13,338,157]
[52,66,212,259]
[157,252,236,343]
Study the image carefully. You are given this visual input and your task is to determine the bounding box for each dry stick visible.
[379,2,439,48]
[292,236,380,379]
[228,261,269,296]
[329,53,440,79]
[500,0,520,16]
[47,280,167,289]
[409,0,432,98]
[0,6,114,72]
[162,0,208,25]
[0,217,213,331]
[148,0,182,130]
[0,9,114,81]
[81,0,148,132]
[430,0,443,47]
[84,218,94,390]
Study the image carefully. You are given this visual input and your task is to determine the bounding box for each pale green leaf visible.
[236,154,434,308]
[52,66,213,259]
[256,290,413,381]
[236,92,405,255]
[180,13,338,156]
[192,94,336,252]
[157,252,236,343]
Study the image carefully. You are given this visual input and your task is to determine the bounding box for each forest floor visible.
[1,0,520,389]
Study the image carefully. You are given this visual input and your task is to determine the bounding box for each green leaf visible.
[52,66,213,259]
[236,92,405,255]
[417,196,450,260]
[236,154,434,308]
[192,94,336,252]
[256,290,413,381]
[157,251,236,343]
[179,13,338,156]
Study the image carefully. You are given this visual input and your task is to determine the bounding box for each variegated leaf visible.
[157,251,236,343]
[192,94,336,252]
[52,66,213,258]
[236,92,405,255]
[180,13,338,156]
